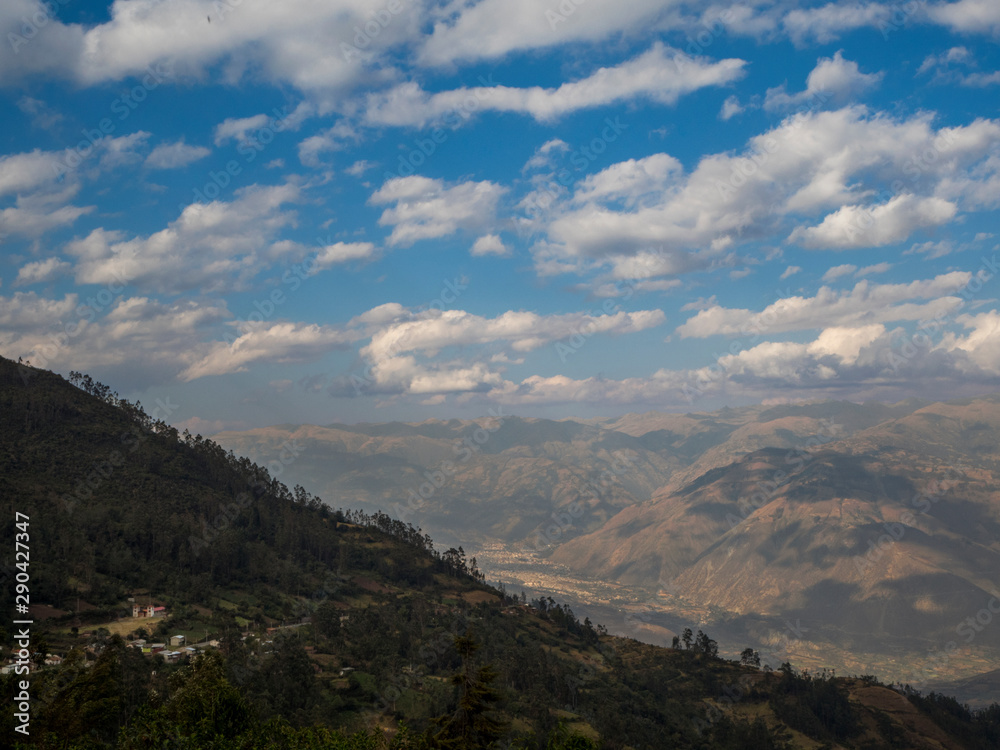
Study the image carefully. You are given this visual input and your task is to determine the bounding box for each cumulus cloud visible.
[0,292,78,332]
[144,140,211,169]
[471,234,509,257]
[297,120,357,168]
[943,310,1000,374]
[0,187,94,239]
[928,0,1000,35]
[1,295,227,387]
[571,154,683,208]
[675,273,974,338]
[782,3,892,45]
[523,139,571,172]
[719,95,744,120]
[364,44,746,126]
[345,160,374,177]
[822,264,858,282]
[14,258,71,286]
[65,182,302,294]
[180,322,357,380]
[419,0,682,65]
[918,45,1000,87]
[764,51,882,111]
[780,265,802,279]
[918,46,973,76]
[462,314,1000,409]
[790,194,957,249]
[312,242,378,271]
[214,114,271,146]
[343,306,667,398]
[369,176,506,247]
[3,0,410,101]
[856,262,892,277]
[529,107,1000,281]
[0,150,65,197]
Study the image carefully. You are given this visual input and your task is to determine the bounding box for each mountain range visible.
[213,395,1000,689]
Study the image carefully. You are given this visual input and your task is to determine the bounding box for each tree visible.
[546,721,599,749]
[426,631,508,748]
[740,648,761,668]
[681,628,693,650]
[314,599,342,639]
[694,631,718,658]
[32,636,49,667]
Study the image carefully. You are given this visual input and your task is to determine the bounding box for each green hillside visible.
[1,356,998,749]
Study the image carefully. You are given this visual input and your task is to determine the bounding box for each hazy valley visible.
[214,396,1000,700]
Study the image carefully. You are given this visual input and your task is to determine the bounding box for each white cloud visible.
[350,306,667,397]
[345,160,374,176]
[856,262,892,277]
[66,182,302,294]
[572,154,683,208]
[822,264,857,282]
[16,97,63,131]
[95,132,151,172]
[364,44,746,126]
[918,45,1000,87]
[764,51,882,111]
[523,139,571,172]
[943,310,1000,374]
[0,150,62,197]
[297,120,357,168]
[470,313,1000,408]
[0,0,83,82]
[780,265,802,279]
[471,234,509,257]
[918,46,972,76]
[145,140,211,169]
[0,292,78,331]
[180,322,356,381]
[719,95,744,120]
[312,242,378,271]
[419,0,681,65]
[962,71,1000,87]
[790,194,957,249]
[214,114,271,146]
[14,258,72,286]
[929,0,1000,35]
[782,3,891,45]
[369,176,506,247]
[675,273,973,338]
[0,184,94,239]
[1,295,227,386]
[530,107,1000,280]
[24,0,414,100]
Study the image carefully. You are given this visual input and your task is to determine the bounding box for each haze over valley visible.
[213,393,1000,699]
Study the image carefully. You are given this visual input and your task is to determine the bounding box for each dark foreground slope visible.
[1,356,998,749]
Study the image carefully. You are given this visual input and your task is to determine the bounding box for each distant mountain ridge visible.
[213,398,922,550]
[214,394,1000,683]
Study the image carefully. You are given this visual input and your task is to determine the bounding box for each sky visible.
[1,0,999,433]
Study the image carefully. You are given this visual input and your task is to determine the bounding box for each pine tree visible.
[426,631,507,748]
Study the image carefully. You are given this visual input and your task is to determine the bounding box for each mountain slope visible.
[212,416,680,550]
[551,394,1000,678]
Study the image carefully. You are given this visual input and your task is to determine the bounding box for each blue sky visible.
[2,0,999,432]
